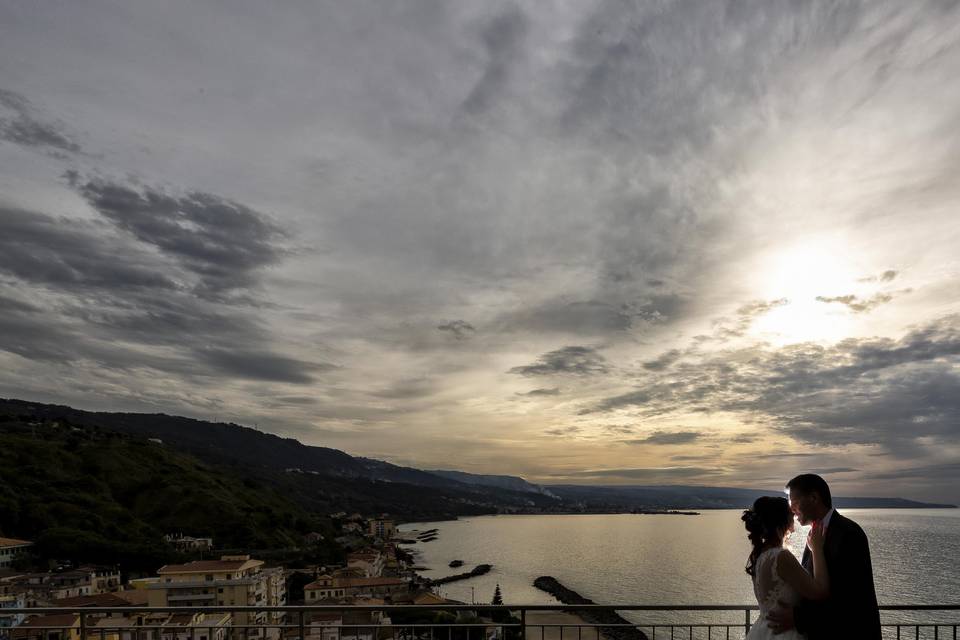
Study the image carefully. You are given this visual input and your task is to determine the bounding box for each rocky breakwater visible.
[534,577,649,640]
[428,564,492,585]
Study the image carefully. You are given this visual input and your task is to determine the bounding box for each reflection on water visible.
[399,509,960,627]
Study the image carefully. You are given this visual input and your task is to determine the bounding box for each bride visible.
[742,496,829,639]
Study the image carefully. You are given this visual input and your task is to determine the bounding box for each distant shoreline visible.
[396,504,955,527]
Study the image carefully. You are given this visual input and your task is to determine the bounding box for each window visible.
[205,574,214,581]
[217,588,223,593]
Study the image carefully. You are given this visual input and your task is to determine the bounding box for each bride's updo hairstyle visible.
[741,496,793,576]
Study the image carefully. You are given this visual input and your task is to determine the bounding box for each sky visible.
[2,1,959,503]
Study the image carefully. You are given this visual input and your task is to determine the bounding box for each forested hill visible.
[0,399,563,570]
[0,417,333,571]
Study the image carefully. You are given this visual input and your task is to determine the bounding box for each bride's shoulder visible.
[773,548,802,578]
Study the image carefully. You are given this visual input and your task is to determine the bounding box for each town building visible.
[367,519,394,540]
[0,541,32,571]
[0,594,26,639]
[10,614,80,640]
[148,556,284,638]
[345,551,383,578]
[163,535,214,552]
[304,576,407,601]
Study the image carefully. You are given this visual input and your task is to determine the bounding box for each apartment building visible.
[304,576,407,602]
[10,614,80,640]
[0,540,32,571]
[345,551,383,578]
[366,519,394,540]
[0,594,25,640]
[148,556,284,637]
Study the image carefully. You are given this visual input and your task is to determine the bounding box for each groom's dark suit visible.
[796,510,881,639]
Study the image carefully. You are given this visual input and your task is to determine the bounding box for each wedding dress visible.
[746,547,805,640]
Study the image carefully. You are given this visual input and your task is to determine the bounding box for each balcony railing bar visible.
[12,606,960,614]
[6,605,958,640]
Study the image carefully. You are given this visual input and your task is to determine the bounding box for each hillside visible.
[0,417,338,571]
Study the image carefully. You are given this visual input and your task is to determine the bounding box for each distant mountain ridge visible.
[546,484,956,510]
[2,398,953,513]
[427,469,560,498]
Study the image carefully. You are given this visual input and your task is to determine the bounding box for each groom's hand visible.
[766,601,795,635]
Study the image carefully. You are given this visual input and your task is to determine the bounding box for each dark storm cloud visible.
[517,387,560,397]
[0,89,81,154]
[460,6,529,116]
[624,431,701,445]
[0,292,78,362]
[815,292,903,313]
[437,320,477,340]
[509,345,609,377]
[77,178,286,296]
[0,198,322,385]
[198,348,327,384]
[0,206,178,291]
[589,314,960,452]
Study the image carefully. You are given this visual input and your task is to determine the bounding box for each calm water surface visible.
[398,509,960,609]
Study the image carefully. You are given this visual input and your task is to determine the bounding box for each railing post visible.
[520,609,526,640]
[80,612,86,640]
[744,609,751,635]
[299,611,305,640]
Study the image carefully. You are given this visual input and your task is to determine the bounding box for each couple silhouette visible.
[742,474,881,639]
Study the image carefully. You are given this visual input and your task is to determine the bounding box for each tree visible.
[491,583,503,606]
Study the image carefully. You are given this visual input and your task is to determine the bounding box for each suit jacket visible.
[795,511,882,640]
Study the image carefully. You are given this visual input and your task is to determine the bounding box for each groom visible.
[767,474,882,639]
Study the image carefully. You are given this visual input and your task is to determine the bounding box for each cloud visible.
[0,206,178,292]
[815,293,905,313]
[460,6,529,116]
[370,377,438,400]
[559,466,723,481]
[498,299,636,335]
[697,298,789,343]
[509,346,609,377]
[589,314,960,453]
[624,430,701,445]
[0,89,81,155]
[807,467,859,474]
[437,320,477,340]
[517,387,560,397]
[197,347,327,384]
[642,349,683,371]
[858,270,899,283]
[76,178,286,296]
[0,201,322,386]
[545,425,581,437]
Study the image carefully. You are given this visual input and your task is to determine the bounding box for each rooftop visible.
[0,538,32,548]
[157,558,262,574]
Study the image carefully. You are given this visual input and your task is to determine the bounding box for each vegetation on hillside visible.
[0,416,339,572]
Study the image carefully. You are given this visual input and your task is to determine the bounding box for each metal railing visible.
[4,604,960,640]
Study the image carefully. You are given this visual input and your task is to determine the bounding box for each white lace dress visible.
[746,548,805,640]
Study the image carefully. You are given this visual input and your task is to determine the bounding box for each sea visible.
[398,509,960,628]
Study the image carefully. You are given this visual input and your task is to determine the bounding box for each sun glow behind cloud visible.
[749,239,860,345]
